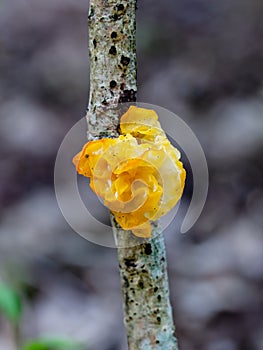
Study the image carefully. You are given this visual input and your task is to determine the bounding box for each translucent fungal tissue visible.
[73,107,186,238]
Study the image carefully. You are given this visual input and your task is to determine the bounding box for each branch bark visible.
[87,0,136,140]
[87,1,178,348]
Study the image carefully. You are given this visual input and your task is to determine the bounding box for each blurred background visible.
[0,0,263,349]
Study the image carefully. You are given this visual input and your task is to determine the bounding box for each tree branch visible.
[87,0,178,348]
[87,0,136,140]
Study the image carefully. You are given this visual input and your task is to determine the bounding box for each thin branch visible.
[87,0,178,348]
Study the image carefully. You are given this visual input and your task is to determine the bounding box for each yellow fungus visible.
[73,106,186,238]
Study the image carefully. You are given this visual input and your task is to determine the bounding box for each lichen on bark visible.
[112,216,178,349]
[87,0,178,348]
[87,0,137,140]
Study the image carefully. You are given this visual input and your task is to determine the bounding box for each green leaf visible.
[0,283,22,323]
[22,338,85,350]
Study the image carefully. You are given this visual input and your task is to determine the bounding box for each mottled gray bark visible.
[111,217,178,349]
[87,0,178,349]
[87,0,136,140]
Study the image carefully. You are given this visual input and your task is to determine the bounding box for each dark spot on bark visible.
[124,276,129,288]
[156,340,160,344]
[144,243,152,255]
[121,55,130,66]
[102,99,108,106]
[111,31,118,39]
[109,46,117,55]
[88,7,94,19]
[124,290,128,304]
[138,281,144,289]
[124,259,136,268]
[157,316,161,323]
[112,3,125,19]
[112,14,119,21]
[130,299,134,302]
[154,287,158,292]
[110,80,117,88]
[161,257,165,262]
[93,39,97,48]
[129,316,133,320]
[95,56,97,61]
[117,3,124,11]
[117,123,121,134]
[119,89,136,103]
[157,295,161,302]
[142,269,147,273]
